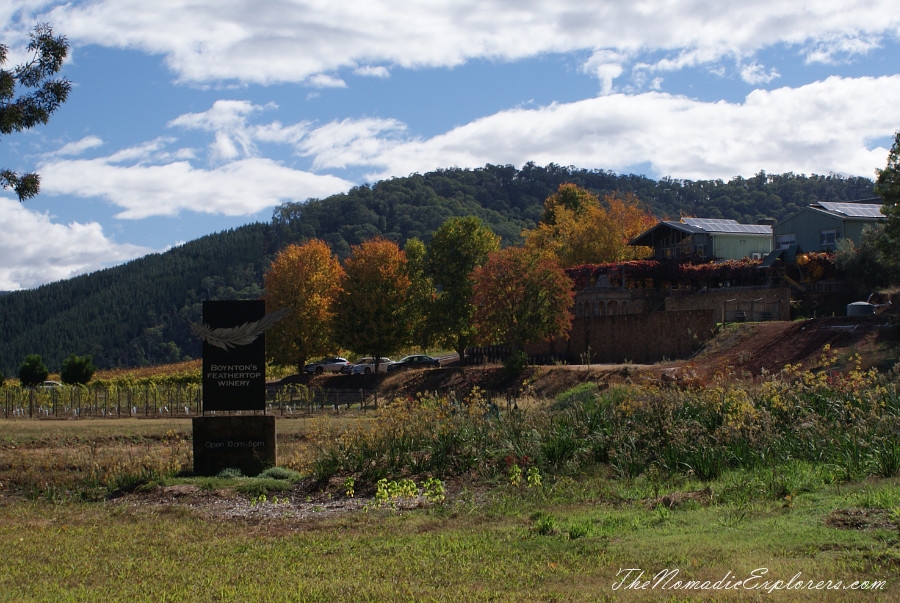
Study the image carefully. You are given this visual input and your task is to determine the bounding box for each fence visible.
[2,381,524,419]
[1,383,389,419]
[2,383,203,419]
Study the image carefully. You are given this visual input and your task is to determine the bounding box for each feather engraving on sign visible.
[190,307,291,350]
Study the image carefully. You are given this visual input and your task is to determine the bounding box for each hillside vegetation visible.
[0,164,876,375]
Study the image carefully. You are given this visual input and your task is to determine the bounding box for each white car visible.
[349,357,393,375]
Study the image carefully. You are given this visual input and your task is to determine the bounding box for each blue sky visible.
[1,0,900,290]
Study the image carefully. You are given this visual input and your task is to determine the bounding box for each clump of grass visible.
[530,511,559,536]
[566,518,593,540]
[550,382,599,411]
[233,478,293,497]
[257,466,302,482]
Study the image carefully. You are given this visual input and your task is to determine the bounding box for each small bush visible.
[216,467,244,479]
[551,383,599,411]
[503,350,528,377]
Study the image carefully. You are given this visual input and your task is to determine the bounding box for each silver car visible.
[303,356,350,374]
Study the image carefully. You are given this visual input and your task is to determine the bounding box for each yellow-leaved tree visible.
[331,238,413,372]
[524,183,656,268]
[264,239,344,372]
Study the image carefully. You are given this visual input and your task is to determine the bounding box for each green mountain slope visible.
[0,164,875,375]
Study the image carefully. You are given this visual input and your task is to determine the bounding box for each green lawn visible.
[0,472,896,602]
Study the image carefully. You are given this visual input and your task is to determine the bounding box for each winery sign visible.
[189,300,287,476]
[191,300,286,411]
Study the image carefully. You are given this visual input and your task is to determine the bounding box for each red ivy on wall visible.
[565,254,837,291]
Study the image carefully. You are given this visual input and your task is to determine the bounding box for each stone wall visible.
[664,287,791,322]
[532,308,718,364]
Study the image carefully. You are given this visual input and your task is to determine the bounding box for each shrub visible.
[61,353,96,385]
[550,382,599,411]
[503,350,528,377]
[18,354,48,387]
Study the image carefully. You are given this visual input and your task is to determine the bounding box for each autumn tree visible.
[1,24,71,201]
[427,216,500,361]
[524,183,656,268]
[331,238,413,372]
[471,247,575,351]
[264,239,344,372]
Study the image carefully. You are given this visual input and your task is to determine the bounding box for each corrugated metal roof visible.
[815,202,884,219]
[682,218,772,234]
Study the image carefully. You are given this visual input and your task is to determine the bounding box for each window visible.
[820,229,839,246]
[775,233,795,249]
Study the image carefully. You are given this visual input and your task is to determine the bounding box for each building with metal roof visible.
[629,217,773,261]
[772,198,884,253]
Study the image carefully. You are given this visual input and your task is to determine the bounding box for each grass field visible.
[0,422,897,601]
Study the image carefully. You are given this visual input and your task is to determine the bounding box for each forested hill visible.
[0,163,876,375]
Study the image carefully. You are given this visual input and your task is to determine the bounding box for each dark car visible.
[386,355,441,371]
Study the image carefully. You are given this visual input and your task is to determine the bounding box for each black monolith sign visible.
[191,299,280,476]
[200,299,266,411]
[193,415,276,477]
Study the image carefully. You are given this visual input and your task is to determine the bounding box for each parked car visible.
[40,380,63,388]
[386,355,441,371]
[349,357,393,375]
[303,357,350,374]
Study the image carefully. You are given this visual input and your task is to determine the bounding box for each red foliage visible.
[565,254,836,291]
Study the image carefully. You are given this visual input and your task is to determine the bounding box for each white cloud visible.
[740,62,780,85]
[296,117,410,170]
[37,1,900,86]
[804,34,883,65]
[354,65,390,78]
[169,100,271,163]
[0,196,152,290]
[583,50,627,95]
[345,75,900,182]
[51,136,104,157]
[37,154,353,219]
[307,74,347,89]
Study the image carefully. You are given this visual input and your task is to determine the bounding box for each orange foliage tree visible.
[471,247,575,350]
[524,183,656,268]
[264,239,344,372]
[331,238,413,370]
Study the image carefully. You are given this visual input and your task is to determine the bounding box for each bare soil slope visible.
[293,315,900,400]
